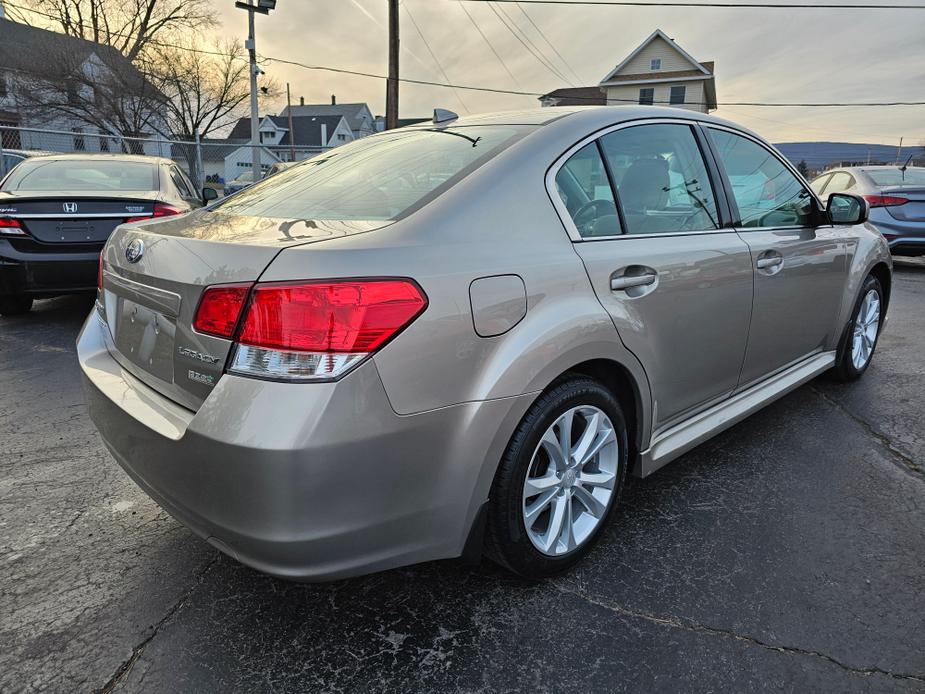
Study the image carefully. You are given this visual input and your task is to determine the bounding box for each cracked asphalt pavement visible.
[2,261,924,693]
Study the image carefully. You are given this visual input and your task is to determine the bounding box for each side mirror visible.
[827,192,868,225]
[202,187,219,204]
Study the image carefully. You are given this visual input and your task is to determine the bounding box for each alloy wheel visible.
[851,289,880,371]
[522,405,619,557]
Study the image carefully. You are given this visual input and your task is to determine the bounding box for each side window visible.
[825,172,855,194]
[169,166,194,198]
[599,123,720,235]
[708,128,817,228]
[554,143,621,238]
[810,173,832,195]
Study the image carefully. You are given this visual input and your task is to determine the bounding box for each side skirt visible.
[634,351,836,478]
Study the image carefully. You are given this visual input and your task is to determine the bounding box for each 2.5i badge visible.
[188,370,215,386]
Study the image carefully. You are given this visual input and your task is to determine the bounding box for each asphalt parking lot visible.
[2,261,924,694]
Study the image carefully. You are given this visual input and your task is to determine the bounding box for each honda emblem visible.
[63,202,78,214]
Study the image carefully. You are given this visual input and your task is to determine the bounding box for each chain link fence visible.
[0,125,299,192]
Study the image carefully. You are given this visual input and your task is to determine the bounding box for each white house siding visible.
[620,35,697,74]
[604,79,706,113]
[224,146,278,183]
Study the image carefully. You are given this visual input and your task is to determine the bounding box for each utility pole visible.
[236,1,279,179]
[386,0,399,130]
[286,83,296,162]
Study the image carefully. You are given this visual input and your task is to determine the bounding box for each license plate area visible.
[112,298,177,384]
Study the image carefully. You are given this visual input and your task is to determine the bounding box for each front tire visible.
[485,376,628,579]
[0,296,33,316]
[831,274,883,381]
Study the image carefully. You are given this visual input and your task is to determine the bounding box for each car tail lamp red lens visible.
[126,202,185,223]
[193,284,253,338]
[98,252,104,290]
[863,195,909,208]
[228,279,427,381]
[0,217,25,235]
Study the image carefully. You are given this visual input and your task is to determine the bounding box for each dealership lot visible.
[1,262,923,693]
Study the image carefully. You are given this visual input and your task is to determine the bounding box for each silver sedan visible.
[79,107,891,581]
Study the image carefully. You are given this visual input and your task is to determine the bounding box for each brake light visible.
[125,202,185,223]
[193,284,253,338]
[98,252,103,290]
[863,195,908,208]
[0,217,26,236]
[229,279,427,381]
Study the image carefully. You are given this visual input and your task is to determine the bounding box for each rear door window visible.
[708,128,817,228]
[213,126,529,221]
[554,143,621,238]
[599,123,720,235]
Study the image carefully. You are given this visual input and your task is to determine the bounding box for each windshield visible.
[2,159,158,192]
[213,125,529,221]
[866,168,925,187]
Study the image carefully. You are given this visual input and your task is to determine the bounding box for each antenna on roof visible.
[433,108,458,125]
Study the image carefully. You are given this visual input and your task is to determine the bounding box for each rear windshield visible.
[213,125,529,221]
[865,168,925,187]
[2,159,158,192]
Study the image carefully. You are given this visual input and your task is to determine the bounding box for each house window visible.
[669,86,687,105]
[650,59,661,70]
[73,128,86,152]
[98,131,110,152]
[639,88,655,106]
[337,133,347,141]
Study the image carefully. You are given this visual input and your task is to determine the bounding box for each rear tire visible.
[830,274,883,381]
[0,296,33,316]
[484,376,628,579]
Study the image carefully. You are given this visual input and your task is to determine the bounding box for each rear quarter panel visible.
[834,222,893,338]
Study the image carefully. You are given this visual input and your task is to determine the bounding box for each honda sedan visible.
[78,107,891,581]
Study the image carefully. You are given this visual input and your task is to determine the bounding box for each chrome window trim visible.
[545,117,728,243]
[702,123,829,231]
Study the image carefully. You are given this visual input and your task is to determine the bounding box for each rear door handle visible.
[610,272,657,291]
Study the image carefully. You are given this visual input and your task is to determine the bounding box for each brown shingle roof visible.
[538,86,606,106]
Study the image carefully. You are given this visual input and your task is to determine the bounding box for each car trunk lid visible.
[99,210,388,411]
[879,186,925,222]
[0,192,161,244]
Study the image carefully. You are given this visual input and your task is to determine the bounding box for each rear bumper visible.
[0,239,99,296]
[868,211,925,256]
[77,312,532,581]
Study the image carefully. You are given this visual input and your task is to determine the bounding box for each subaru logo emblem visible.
[63,202,78,214]
[125,238,145,264]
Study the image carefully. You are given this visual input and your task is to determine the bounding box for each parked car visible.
[0,148,55,177]
[79,107,891,581]
[224,170,259,195]
[811,165,925,256]
[0,154,216,315]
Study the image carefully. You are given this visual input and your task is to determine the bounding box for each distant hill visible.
[774,142,923,171]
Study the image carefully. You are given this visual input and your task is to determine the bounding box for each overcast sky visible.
[215,0,924,145]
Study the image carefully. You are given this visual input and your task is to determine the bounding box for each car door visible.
[704,126,848,389]
[552,120,754,432]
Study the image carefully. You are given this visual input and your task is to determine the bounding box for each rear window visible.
[865,168,925,187]
[2,159,158,192]
[213,125,528,221]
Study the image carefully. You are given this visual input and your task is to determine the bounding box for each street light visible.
[235,0,278,180]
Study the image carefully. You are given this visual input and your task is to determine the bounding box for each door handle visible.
[611,272,657,291]
[756,255,783,270]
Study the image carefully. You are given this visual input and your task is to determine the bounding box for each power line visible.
[456,0,526,90]
[459,0,925,8]
[492,1,576,85]
[485,1,576,85]
[401,2,471,113]
[6,0,925,109]
[514,2,584,83]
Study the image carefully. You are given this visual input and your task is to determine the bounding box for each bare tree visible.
[9,0,215,61]
[145,39,278,141]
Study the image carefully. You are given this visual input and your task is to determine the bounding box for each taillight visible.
[0,217,26,236]
[228,279,427,381]
[98,252,104,290]
[193,284,253,339]
[863,195,908,208]
[126,202,185,223]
